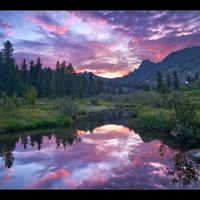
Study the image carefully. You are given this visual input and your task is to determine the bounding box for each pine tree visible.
[2,40,14,64]
[173,70,180,91]
[166,73,172,92]
[156,70,164,93]
[43,67,53,98]
[35,57,43,97]
[20,59,28,85]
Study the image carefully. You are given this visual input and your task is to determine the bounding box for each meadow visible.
[1,90,200,143]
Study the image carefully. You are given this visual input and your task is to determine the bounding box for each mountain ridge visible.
[81,45,200,86]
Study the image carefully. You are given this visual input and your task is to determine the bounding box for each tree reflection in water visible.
[54,129,81,150]
[0,128,81,168]
[0,138,16,168]
[1,114,200,189]
[158,144,200,188]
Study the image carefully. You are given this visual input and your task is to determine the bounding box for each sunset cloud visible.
[25,168,69,189]
[0,127,188,189]
[1,10,200,78]
[25,12,68,35]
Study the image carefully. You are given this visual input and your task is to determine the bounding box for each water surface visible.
[0,111,200,189]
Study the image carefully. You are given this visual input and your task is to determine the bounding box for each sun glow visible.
[93,124,135,134]
[96,72,123,78]
[77,124,136,135]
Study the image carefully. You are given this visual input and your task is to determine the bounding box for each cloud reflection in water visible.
[0,124,199,189]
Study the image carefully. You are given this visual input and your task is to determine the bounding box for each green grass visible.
[74,96,115,113]
[0,96,116,132]
[1,90,200,134]
[132,107,175,132]
[0,105,73,132]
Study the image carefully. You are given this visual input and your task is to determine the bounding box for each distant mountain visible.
[117,59,158,84]
[72,46,200,86]
[119,46,200,86]
[76,71,114,83]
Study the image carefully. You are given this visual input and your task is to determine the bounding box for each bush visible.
[52,96,79,117]
[90,97,98,105]
[12,92,22,108]
[25,86,38,105]
[1,91,13,112]
[173,95,199,140]
[137,109,175,132]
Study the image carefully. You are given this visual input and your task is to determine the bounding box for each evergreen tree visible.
[66,63,76,96]
[43,67,53,98]
[96,78,104,94]
[111,81,116,94]
[156,70,164,93]
[88,72,93,95]
[60,61,67,95]
[35,57,43,97]
[81,74,88,95]
[66,63,75,74]
[25,86,38,105]
[20,59,28,85]
[29,60,35,86]
[166,73,172,92]
[2,40,14,64]
[0,51,3,91]
[1,40,20,96]
[78,80,84,99]
[53,61,62,97]
[173,70,180,91]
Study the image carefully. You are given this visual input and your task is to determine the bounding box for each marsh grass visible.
[0,96,116,132]
[132,107,175,132]
[0,104,73,132]
[1,90,200,137]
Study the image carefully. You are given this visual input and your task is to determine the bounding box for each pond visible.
[0,110,200,189]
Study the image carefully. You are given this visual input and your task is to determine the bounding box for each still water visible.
[0,110,200,189]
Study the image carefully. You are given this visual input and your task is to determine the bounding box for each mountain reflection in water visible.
[0,111,200,189]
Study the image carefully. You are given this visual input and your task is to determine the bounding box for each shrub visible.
[12,92,22,108]
[90,97,98,105]
[52,96,79,117]
[1,91,13,112]
[137,109,174,132]
[25,86,38,105]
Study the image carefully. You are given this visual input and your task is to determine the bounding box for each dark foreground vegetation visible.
[1,40,200,144]
[112,91,200,143]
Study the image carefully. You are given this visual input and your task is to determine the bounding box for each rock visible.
[170,130,179,138]
[184,148,200,163]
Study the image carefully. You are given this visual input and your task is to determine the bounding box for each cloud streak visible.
[1,10,200,78]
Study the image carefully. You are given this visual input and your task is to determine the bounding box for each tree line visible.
[155,68,200,94]
[0,40,153,99]
[155,70,180,93]
[0,40,106,99]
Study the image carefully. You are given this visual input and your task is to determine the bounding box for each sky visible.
[0,10,200,78]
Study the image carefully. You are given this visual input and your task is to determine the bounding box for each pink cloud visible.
[0,167,14,184]
[25,13,68,35]
[25,168,69,189]
[9,10,200,78]
[0,174,14,184]
[0,19,12,30]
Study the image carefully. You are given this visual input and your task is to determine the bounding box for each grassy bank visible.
[0,96,116,133]
[74,97,115,113]
[1,90,200,142]
[97,91,200,142]
[0,104,73,133]
[128,91,200,142]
